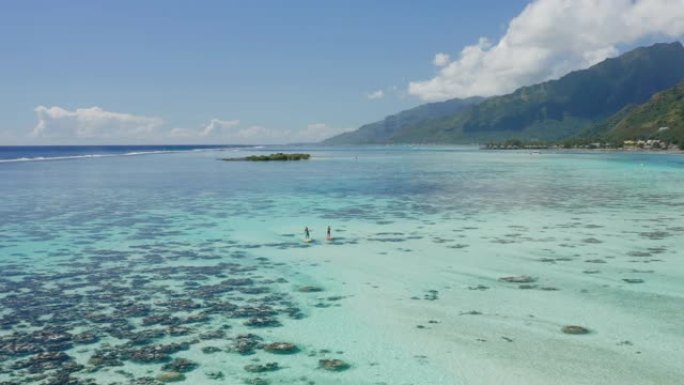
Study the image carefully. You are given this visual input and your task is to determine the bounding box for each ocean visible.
[0,145,239,162]
[0,145,682,385]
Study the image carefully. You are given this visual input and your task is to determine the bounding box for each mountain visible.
[325,42,684,144]
[322,97,482,144]
[598,81,684,145]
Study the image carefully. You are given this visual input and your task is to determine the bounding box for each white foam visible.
[0,147,230,164]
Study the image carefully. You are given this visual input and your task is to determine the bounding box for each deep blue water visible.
[0,145,244,162]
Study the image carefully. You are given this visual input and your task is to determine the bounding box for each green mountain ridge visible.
[324,42,684,144]
[601,81,684,145]
[322,97,483,144]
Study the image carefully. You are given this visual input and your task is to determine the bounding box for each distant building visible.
[623,139,667,150]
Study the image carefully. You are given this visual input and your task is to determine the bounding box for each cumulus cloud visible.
[200,118,240,136]
[433,53,450,67]
[170,118,241,140]
[27,105,350,144]
[170,122,286,144]
[409,0,684,100]
[171,119,351,144]
[231,125,286,144]
[366,89,385,100]
[204,122,351,144]
[32,106,164,141]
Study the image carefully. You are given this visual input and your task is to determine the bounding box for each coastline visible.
[480,147,684,155]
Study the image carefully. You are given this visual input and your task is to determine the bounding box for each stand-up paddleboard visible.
[304,238,313,243]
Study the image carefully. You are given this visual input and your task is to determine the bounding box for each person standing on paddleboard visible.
[304,226,310,240]
[326,226,332,240]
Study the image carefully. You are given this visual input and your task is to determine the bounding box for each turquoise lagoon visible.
[0,147,683,385]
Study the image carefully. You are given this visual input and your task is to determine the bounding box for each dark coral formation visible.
[244,362,280,373]
[499,275,537,284]
[264,342,299,355]
[318,358,351,371]
[562,325,591,335]
[231,334,263,355]
[0,244,314,384]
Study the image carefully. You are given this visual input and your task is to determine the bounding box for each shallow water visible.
[0,147,683,385]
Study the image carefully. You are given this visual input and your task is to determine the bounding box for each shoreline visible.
[480,147,684,155]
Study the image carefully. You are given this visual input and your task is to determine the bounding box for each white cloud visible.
[26,105,349,144]
[168,122,272,144]
[32,106,164,141]
[203,122,351,144]
[170,118,242,141]
[409,0,684,101]
[200,118,240,136]
[171,119,351,144]
[433,52,450,67]
[366,89,385,100]
[170,122,286,144]
[234,125,285,143]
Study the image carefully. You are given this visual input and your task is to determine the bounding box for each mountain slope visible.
[322,97,482,144]
[327,42,684,144]
[603,81,684,144]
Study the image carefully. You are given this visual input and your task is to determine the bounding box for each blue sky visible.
[1,0,682,144]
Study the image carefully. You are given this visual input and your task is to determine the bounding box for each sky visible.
[1,0,683,145]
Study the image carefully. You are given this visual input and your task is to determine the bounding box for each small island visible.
[222,153,311,161]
